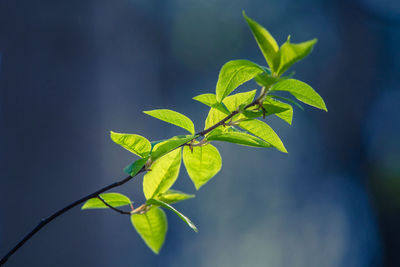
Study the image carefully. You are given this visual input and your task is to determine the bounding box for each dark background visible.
[1,0,399,266]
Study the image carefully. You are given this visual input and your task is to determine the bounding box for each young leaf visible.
[124,157,149,176]
[143,148,182,200]
[157,189,195,204]
[151,135,195,161]
[271,79,327,111]
[239,120,287,153]
[193,93,230,115]
[254,72,280,88]
[276,36,317,76]
[243,11,279,72]
[82,193,131,210]
[262,97,294,125]
[131,207,167,254]
[110,131,151,158]
[239,108,264,119]
[268,94,304,111]
[207,129,272,148]
[215,59,263,102]
[183,143,222,190]
[147,199,198,232]
[223,90,257,112]
[143,109,195,134]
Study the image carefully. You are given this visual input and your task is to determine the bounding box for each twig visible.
[0,171,144,266]
[97,195,132,215]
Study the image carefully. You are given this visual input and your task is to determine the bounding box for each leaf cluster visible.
[81,12,327,254]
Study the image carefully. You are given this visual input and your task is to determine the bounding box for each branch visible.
[0,170,144,266]
[0,88,267,266]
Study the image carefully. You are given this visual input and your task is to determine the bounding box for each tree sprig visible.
[0,11,326,265]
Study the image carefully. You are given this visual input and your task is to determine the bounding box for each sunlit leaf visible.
[157,189,195,204]
[147,199,198,232]
[254,72,280,88]
[215,60,263,102]
[223,90,257,112]
[239,120,287,153]
[243,11,279,71]
[124,157,148,176]
[143,148,182,199]
[131,207,167,254]
[204,107,226,130]
[110,131,151,158]
[262,97,294,125]
[151,135,195,161]
[276,36,317,76]
[207,129,272,148]
[267,94,304,111]
[193,93,230,115]
[82,193,131,210]
[183,143,222,190]
[271,79,327,111]
[144,109,195,134]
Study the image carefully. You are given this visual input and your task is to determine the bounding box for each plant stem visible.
[97,195,132,215]
[0,87,266,266]
[0,172,143,266]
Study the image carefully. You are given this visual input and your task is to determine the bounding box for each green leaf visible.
[193,93,230,115]
[143,148,182,200]
[239,120,287,153]
[243,11,279,72]
[147,199,198,232]
[223,90,257,112]
[182,143,222,190]
[239,108,263,119]
[81,193,131,210]
[110,131,151,158]
[276,36,317,76]
[131,207,167,254]
[262,97,294,125]
[143,109,195,134]
[204,90,257,130]
[215,60,263,102]
[207,129,272,148]
[204,108,226,130]
[124,157,148,176]
[254,72,280,88]
[157,189,195,204]
[268,94,304,111]
[271,79,327,111]
[151,135,195,161]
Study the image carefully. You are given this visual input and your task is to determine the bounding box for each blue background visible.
[1,0,400,266]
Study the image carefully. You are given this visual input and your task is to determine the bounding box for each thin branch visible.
[97,196,132,215]
[197,111,239,136]
[0,87,267,266]
[0,169,145,266]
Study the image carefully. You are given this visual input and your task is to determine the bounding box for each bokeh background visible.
[1,0,399,266]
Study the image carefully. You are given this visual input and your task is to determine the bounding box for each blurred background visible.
[0,0,399,266]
